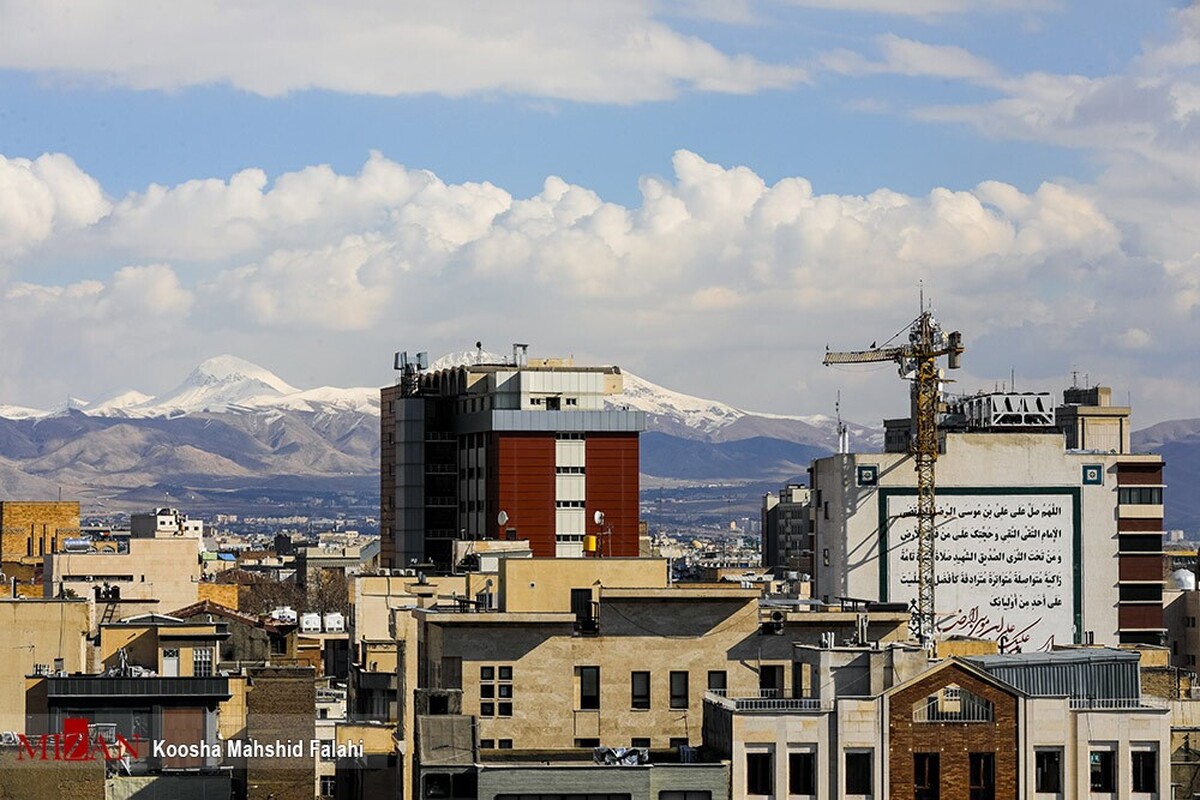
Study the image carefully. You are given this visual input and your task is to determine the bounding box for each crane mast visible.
[823,309,963,649]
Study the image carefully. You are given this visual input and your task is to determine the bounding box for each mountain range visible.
[0,355,1194,531]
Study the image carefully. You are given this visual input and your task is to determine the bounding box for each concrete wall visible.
[498,558,667,612]
[45,538,200,614]
[0,599,91,732]
[476,763,730,800]
[0,746,104,799]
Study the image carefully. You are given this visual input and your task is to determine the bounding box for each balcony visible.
[46,676,231,700]
[704,690,830,713]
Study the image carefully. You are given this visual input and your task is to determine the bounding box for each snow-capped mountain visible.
[613,371,882,450]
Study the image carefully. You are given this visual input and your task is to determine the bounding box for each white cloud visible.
[823,35,997,79]
[0,153,109,257]
[0,1,803,103]
[779,0,1057,19]
[6,148,1184,425]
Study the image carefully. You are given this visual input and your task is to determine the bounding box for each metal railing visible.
[1069,696,1168,710]
[704,691,829,712]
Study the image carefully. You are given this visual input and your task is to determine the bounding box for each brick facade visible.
[0,502,80,567]
[887,663,1019,800]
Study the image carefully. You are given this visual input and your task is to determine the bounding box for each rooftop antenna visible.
[393,350,426,397]
[476,341,484,365]
[1010,367,1015,393]
[835,391,849,455]
[1071,367,1079,389]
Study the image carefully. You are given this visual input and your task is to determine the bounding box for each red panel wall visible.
[1119,604,1164,631]
[1118,518,1164,532]
[491,433,557,558]
[1117,464,1164,485]
[1119,555,1163,582]
[585,434,640,557]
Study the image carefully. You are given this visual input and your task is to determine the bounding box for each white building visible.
[810,387,1165,649]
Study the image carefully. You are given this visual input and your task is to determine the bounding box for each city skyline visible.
[1,2,1198,427]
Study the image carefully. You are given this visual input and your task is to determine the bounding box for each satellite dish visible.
[593,511,605,526]
[497,510,509,527]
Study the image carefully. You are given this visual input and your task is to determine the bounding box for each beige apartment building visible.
[43,536,201,614]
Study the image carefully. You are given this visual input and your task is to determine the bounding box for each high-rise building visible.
[810,385,1165,649]
[380,347,645,570]
[761,484,811,574]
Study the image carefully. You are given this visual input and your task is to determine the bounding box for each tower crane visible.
[822,306,963,649]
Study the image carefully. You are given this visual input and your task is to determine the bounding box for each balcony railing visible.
[46,677,231,699]
[704,690,830,713]
[1069,696,1168,710]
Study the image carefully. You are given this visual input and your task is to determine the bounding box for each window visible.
[1132,749,1157,793]
[480,738,494,749]
[1120,584,1163,602]
[631,671,651,709]
[631,737,651,748]
[660,793,711,800]
[669,671,689,709]
[1118,486,1163,505]
[579,666,600,710]
[556,466,585,474]
[545,396,561,411]
[969,753,994,800]
[565,398,578,406]
[319,775,336,797]
[845,750,873,795]
[479,664,513,717]
[669,737,689,748]
[1090,750,1116,793]
[498,739,512,749]
[915,753,939,800]
[193,648,213,677]
[790,751,816,795]
[575,738,600,748]
[707,670,727,693]
[1035,749,1062,793]
[746,752,773,795]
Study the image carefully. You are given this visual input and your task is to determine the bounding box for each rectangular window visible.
[789,751,816,795]
[631,737,651,748]
[669,671,689,709]
[498,739,512,749]
[707,670,727,693]
[579,666,600,710]
[479,664,513,718]
[631,671,650,709]
[845,750,873,795]
[915,753,939,800]
[1090,750,1116,793]
[660,793,712,800]
[1120,583,1163,602]
[969,753,994,800]
[746,752,773,796]
[480,739,494,749]
[1035,749,1062,793]
[1118,486,1163,505]
[192,648,213,677]
[1132,749,1157,793]
[319,775,336,797]
[575,738,600,748]
[669,737,689,749]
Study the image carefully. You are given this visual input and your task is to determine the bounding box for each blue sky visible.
[1,1,1199,426]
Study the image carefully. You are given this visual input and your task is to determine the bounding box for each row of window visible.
[744,747,1157,797]
[493,795,710,800]
[530,396,579,408]
[577,668,727,711]
[1118,486,1163,505]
